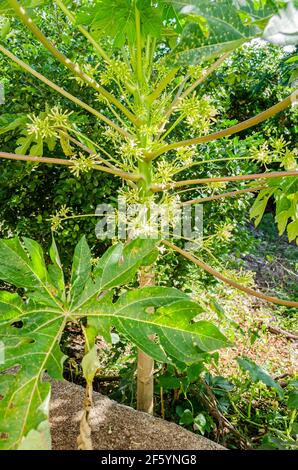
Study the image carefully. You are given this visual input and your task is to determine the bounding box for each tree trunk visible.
[137,266,155,414]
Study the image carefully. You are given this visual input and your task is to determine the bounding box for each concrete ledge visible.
[49,378,225,450]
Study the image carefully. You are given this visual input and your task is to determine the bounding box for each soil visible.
[213,294,298,377]
[49,377,225,450]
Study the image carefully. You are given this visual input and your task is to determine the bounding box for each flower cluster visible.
[26,113,56,140]
[250,137,298,169]
[104,127,124,144]
[161,193,181,229]
[188,64,206,80]
[176,146,196,166]
[72,62,98,87]
[221,268,255,287]
[120,139,143,160]
[100,58,132,86]
[139,124,159,140]
[26,106,73,139]
[69,152,97,177]
[177,94,218,133]
[215,223,234,242]
[281,148,298,170]
[155,159,177,184]
[250,142,272,164]
[208,181,228,192]
[49,205,71,231]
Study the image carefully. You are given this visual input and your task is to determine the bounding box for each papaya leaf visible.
[0,236,229,449]
[29,136,43,156]
[76,0,163,46]
[287,219,298,244]
[15,134,35,155]
[166,0,280,65]
[69,235,92,307]
[249,187,275,226]
[0,114,27,136]
[85,287,231,364]
[71,237,159,311]
[0,0,49,15]
[0,291,66,450]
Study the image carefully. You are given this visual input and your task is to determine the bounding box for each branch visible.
[180,185,267,207]
[156,73,190,138]
[179,53,230,103]
[261,322,298,341]
[162,240,298,308]
[0,152,141,182]
[152,170,298,192]
[66,135,118,170]
[135,5,143,85]
[9,0,139,126]
[161,53,230,130]
[55,0,110,64]
[67,134,137,188]
[0,44,131,140]
[171,155,254,176]
[147,68,179,104]
[148,92,297,159]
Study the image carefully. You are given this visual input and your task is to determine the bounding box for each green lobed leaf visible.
[86,287,231,364]
[76,0,163,47]
[250,188,275,227]
[0,236,230,449]
[0,0,49,15]
[165,0,286,65]
[72,237,158,311]
[0,114,27,136]
[69,235,92,307]
[0,292,65,450]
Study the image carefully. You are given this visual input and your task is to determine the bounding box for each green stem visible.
[180,185,267,207]
[151,170,298,192]
[172,155,258,175]
[287,410,297,437]
[61,132,118,169]
[147,92,297,159]
[0,44,131,139]
[55,0,110,64]
[147,37,156,80]
[158,113,186,142]
[178,53,230,104]
[162,240,298,308]
[65,127,121,166]
[147,68,179,104]
[0,151,141,182]
[145,35,151,76]
[8,0,139,126]
[135,4,143,85]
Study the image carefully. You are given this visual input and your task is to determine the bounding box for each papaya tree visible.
[0,0,297,450]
